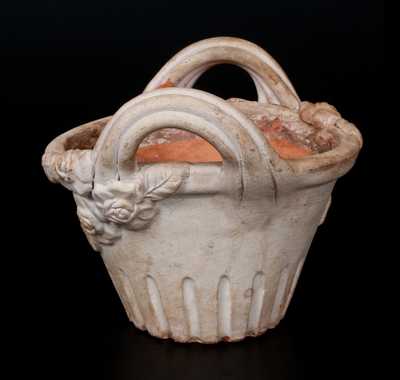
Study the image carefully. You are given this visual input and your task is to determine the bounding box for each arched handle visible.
[144,37,300,111]
[94,88,288,200]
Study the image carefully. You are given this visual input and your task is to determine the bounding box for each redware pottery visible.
[42,37,362,343]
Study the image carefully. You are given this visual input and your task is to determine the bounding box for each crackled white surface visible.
[42,37,362,343]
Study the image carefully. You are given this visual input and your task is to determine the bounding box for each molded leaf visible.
[143,165,189,201]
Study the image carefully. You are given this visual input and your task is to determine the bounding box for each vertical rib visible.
[218,276,232,339]
[182,277,200,338]
[120,270,145,329]
[282,258,305,316]
[270,267,289,323]
[247,272,266,334]
[146,275,169,335]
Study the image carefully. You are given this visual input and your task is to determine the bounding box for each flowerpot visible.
[42,37,362,343]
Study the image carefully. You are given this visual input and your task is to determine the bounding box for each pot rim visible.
[43,100,362,188]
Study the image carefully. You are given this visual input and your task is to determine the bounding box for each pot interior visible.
[64,98,338,163]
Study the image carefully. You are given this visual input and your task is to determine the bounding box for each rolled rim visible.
[43,102,361,189]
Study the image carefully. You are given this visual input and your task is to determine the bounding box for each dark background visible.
[2,1,384,379]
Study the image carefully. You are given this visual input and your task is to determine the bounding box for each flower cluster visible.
[93,176,158,231]
[69,165,188,251]
[74,194,120,251]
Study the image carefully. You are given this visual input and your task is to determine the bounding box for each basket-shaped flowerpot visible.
[42,37,362,343]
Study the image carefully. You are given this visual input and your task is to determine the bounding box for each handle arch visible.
[94,88,289,200]
[144,37,300,111]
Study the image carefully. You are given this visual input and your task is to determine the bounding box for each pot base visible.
[131,321,276,344]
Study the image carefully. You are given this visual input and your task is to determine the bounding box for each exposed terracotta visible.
[158,79,175,88]
[137,138,221,163]
[42,37,362,344]
[135,116,314,162]
[135,99,339,162]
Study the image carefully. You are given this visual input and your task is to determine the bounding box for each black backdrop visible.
[2,1,384,379]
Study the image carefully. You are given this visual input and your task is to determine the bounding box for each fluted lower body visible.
[103,254,306,343]
[98,188,329,343]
